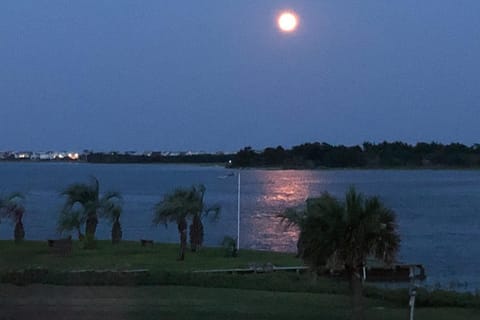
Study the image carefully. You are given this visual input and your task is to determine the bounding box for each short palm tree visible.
[105,205,123,244]
[188,185,220,252]
[153,185,219,260]
[59,177,121,244]
[0,192,26,243]
[279,206,308,257]
[57,208,86,240]
[281,187,400,320]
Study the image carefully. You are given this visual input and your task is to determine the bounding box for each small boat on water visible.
[218,172,235,179]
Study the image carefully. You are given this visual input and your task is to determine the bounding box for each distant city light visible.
[68,153,79,160]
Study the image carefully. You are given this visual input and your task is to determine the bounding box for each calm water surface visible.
[1,162,479,290]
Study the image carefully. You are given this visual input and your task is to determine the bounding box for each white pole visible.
[409,289,416,320]
[237,171,241,250]
[409,266,416,320]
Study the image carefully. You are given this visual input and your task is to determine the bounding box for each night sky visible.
[1,1,479,152]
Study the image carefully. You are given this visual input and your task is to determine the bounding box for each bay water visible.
[1,162,479,290]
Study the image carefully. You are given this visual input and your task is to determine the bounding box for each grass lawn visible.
[1,284,479,320]
[1,240,349,294]
[0,240,300,272]
[2,240,480,318]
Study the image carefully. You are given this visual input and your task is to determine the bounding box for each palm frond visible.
[0,192,26,222]
[98,191,122,219]
[278,207,305,229]
[293,186,400,271]
[57,208,85,234]
[59,178,123,232]
[204,203,221,221]
[153,185,221,228]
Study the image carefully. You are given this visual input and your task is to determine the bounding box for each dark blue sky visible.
[1,1,479,152]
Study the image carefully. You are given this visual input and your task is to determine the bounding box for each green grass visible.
[126,286,480,320]
[2,240,480,313]
[0,240,299,272]
[0,240,348,293]
[2,284,479,320]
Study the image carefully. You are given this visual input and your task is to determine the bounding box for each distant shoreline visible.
[1,159,480,171]
[2,141,480,170]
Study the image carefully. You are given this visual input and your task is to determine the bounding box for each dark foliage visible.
[231,141,480,168]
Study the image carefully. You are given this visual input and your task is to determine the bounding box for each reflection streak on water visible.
[242,170,323,252]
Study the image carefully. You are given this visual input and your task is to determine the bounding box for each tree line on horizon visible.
[83,141,480,168]
[4,141,479,169]
[232,141,480,168]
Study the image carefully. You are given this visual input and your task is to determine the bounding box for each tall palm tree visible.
[282,187,400,320]
[0,193,26,243]
[153,185,220,260]
[60,177,121,243]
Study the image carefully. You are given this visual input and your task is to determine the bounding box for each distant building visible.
[14,152,32,159]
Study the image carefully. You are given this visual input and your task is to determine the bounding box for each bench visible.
[140,239,154,247]
[48,238,73,256]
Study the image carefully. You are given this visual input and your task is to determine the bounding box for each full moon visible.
[278,12,298,32]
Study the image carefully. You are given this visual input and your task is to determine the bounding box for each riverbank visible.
[4,158,480,171]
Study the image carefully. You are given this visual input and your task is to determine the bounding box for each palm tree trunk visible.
[84,212,98,249]
[189,214,204,252]
[14,221,25,243]
[349,269,364,320]
[76,227,85,241]
[85,213,98,237]
[178,218,187,261]
[14,212,25,243]
[111,220,122,244]
[296,231,304,258]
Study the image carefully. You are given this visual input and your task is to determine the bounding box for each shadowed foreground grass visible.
[2,240,480,317]
[1,284,480,320]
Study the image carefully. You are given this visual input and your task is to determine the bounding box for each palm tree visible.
[279,206,308,257]
[281,187,400,320]
[105,205,123,244]
[188,185,220,252]
[153,185,219,260]
[59,177,121,244]
[57,208,85,240]
[153,187,192,261]
[0,193,26,243]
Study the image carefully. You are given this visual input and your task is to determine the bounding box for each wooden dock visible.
[193,263,426,283]
[193,264,309,275]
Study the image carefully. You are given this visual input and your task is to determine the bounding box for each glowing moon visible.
[278,12,298,32]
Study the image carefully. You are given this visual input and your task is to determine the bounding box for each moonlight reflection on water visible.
[241,170,323,252]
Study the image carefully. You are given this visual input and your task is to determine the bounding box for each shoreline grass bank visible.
[1,240,480,310]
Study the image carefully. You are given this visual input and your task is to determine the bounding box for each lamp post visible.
[409,266,417,320]
[237,171,241,251]
[222,162,241,252]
